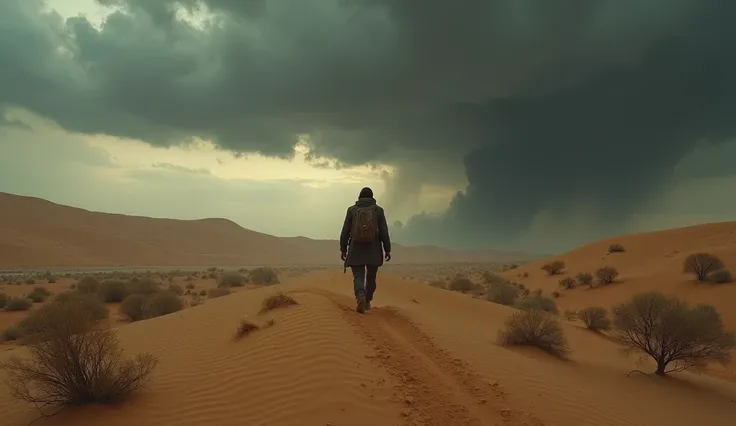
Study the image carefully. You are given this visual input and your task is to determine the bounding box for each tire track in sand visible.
[303,289,543,426]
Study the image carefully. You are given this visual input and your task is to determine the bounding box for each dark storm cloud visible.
[2,0,735,251]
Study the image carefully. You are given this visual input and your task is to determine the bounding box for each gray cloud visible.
[2,0,736,252]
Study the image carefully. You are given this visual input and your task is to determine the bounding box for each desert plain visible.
[1,192,736,426]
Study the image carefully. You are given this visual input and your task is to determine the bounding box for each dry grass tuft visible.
[498,309,570,358]
[259,291,298,314]
[235,320,260,339]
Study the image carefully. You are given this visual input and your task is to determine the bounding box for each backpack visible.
[351,205,378,244]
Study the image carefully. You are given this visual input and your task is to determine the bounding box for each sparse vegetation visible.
[541,260,565,276]
[235,320,260,339]
[260,291,298,314]
[558,276,575,290]
[0,292,7,309]
[608,243,625,253]
[551,291,560,298]
[515,295,558,315]
[76,276,100,294]
[5,297,32,311]
[578,307,611,331]
[12,294,109,342]
[207,287,231,298]
[428,280,446,289]
[27,286,51,303]
[497,309,569,358]
[595,266,619,285]
[486,281,520,306]
[167,283,185,296]
[0,300,157,412]
[249,267,280,285]
[683,252,724,281]
[127,278,161,296]
[120,294,148,322]
[146,291,183,317]
[218,271,248,288]
[612,292,736,376]
[576,272,594,287]
[709,269,732,284]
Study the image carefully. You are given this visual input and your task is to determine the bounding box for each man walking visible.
[340,187,392,313]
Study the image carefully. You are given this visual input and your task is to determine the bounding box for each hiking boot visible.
[365,301,372,311]
[356,294,366,314]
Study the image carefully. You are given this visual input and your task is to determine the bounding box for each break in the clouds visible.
[2,0,736,253]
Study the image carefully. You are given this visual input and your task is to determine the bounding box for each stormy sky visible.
[2,0,736,254]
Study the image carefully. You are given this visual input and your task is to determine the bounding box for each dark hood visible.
[355,197,377,207]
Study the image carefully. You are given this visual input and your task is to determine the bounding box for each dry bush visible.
[515,295,558,315]
[249,267,280,285]
[207,287,231,298]
[486,281,520,306]
[218,271,248,288]
[185,282,196,290]
[98,280,131,303]
[260,291,298,314]
[709,269,733,284]
[481,272,507,285]
[0,301,157,412]
[612,292,736,376]
[1,325,23,342]
[13,295,108,343]
[595,266,619,284]
[448,276,477,293]
[146,291,183,317]
[683,253,724,281]
[608,243,626,253]
[428,280,447,289]
[76,276,100,294]
[126,278,161,296]
[0,292,7,309]
[551,291,561,298]
[167,283,184,296]
[558,276,576,289]
[235,320,260,339]
[119,294,148,322]
[576,272,594,287]
[578,307,611,331]
[541,260,565,276]
[497,309,569,358]
[5,297,32,311]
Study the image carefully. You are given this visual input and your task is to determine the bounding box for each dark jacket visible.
[340,197,391,267]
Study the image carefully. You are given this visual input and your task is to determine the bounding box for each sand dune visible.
[0,192,537,268]
[2,269,735,426]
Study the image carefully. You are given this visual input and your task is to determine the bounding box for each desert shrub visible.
[515,295,558,315]
[207,287,231,298]
[0,301,157,409]
[260,291,298,314]
[0,292,7,309]
[146,291,183,318]
[167,283,184,296]
[428,280,446,289]
[126,278,160,296]
[98,280,131,303]
[27,287,50,303]
[558,276,575,289]
[683,252,724,281]
[1,325,23,342]
[551,291,560,298]
[497,309,569,357]
[608,243,625,253]
[541,260,565,276]
[578,307,611,331]
[486,281,520,306]
[119,294,148,322]
[5,297,32,311]
[218,272,248,288]
[576,272,594,287]
[47,276,57,284]
[448,276,477,293]
[612,292,736,376]
[522,271,529,278]
[190,295,204,307]
[15,295,108,342]
[249,267,279,285]
[596,266,619,284]
[24,278,36,285]
[481,272,507,285]
[235,320,260,339]
[199,289,208,296]
[76,276,100,294]
[709,269,733,284]
[185,282,195,290]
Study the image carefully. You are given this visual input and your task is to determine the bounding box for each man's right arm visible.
[339,207,353,253]
[378,208,391,254]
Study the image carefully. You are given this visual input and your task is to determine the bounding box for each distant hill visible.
[0,192,539,268]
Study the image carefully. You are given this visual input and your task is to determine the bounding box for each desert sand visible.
[0,192,537,268]
[1,198,736,425]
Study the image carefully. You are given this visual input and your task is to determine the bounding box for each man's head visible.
[358,187,373,199]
